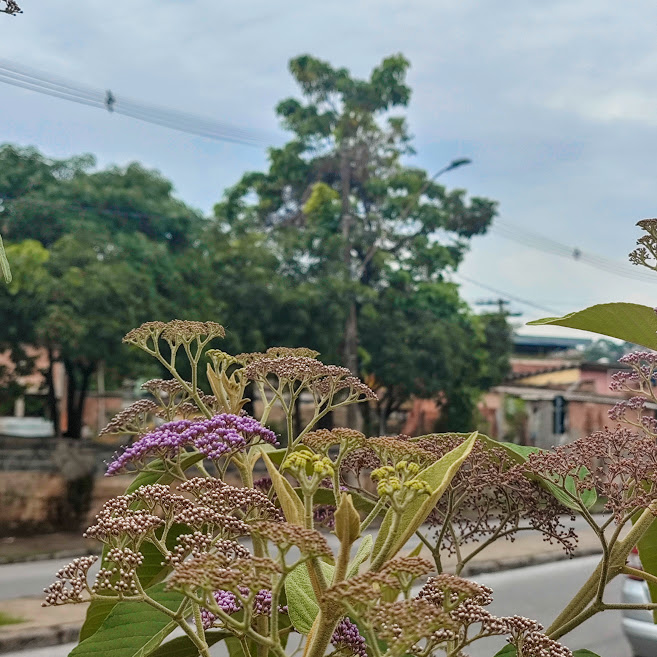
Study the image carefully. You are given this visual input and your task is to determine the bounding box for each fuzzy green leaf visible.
[348,534,373,578]
[528,302,657,349]
[262,451,304,525]
[148,631,229,657]
[285,561,334,634]
[492,646,516,656]
[573,651,602,656]
[372,432,477,565]
[69,584,184,657]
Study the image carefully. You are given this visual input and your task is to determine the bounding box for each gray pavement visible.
[468,555,631,657]
[0,556,633,657]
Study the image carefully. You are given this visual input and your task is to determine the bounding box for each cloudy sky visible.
[3,0,657,337]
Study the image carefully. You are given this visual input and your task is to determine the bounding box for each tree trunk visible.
[64,361,95,439]
[45,346,60,437]
[339,145,360,429]
[378,392,393,435]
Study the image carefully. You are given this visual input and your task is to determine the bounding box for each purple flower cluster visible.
[200,588,284,629]
[107,414,277,475]
[331,617,367,657]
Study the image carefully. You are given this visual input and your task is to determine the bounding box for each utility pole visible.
[476,298,522,317]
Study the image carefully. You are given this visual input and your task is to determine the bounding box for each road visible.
[0,555,633,656]
[468,556,631,657]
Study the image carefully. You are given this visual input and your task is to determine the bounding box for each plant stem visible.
[370,511,401,571]
[546,505,657,638]
[360,498,385,533]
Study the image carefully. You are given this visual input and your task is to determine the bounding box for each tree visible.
[581,338,629,363]
[216,54,500,429]
[0,145,208,437]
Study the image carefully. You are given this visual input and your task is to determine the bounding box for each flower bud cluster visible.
[92,547,143,596]
[99,399,159,437]
[371,461,431,510]
[416,435,577,558]
[42,556,98,606]
[282,450,335,493]
[200,587,286,630]
[251,521,332,558]
[331,617,367,657]
[168,553,281,595]
[525,427,657,521]
[84,497,164,544]
[179,477,282,521]
[245,356,376,404]
[302,428,365,454]
[124,320,225,349]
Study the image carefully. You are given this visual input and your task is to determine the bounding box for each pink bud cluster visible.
[43,556,98,606]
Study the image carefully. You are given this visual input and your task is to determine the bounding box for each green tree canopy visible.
[214,54,503,429]
[0,146,210,437]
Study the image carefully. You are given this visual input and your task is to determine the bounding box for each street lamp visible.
[431,157,472,181]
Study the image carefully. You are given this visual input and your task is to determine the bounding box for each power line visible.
[489,219,657,284]
[453,273,563,316]
[0,59,273,147]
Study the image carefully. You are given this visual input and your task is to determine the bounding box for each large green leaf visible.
[572,651,602,656]
[149,631,228,657]
[69,584,184,657]
[635,515,657,622]
[528,302,657,349]
[372,432,478,564]
[285,561,334,634]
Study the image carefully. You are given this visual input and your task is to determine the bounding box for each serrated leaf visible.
[261,451,304,525]
[528,302,657,349]
[148,630,228,657]
[372,432,477,565]
[69,583,184,657]
[348,534,373,578]
[284,561,334,633]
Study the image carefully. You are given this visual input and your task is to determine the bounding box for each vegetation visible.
[0,54,508,437]
[42,219,657,657]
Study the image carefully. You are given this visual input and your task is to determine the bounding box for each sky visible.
[3,0,657,339]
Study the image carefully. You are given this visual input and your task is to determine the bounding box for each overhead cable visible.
[0,58,272,147]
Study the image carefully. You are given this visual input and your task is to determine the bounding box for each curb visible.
[0,623,80,654]
[0,547,101,566]
[461,545,602,576]
[0,547,604,654]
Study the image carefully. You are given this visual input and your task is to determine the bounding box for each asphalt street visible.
[0,554,634,656]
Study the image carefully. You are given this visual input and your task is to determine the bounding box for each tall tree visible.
[0,146,207,437]
[216,54,499,428]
